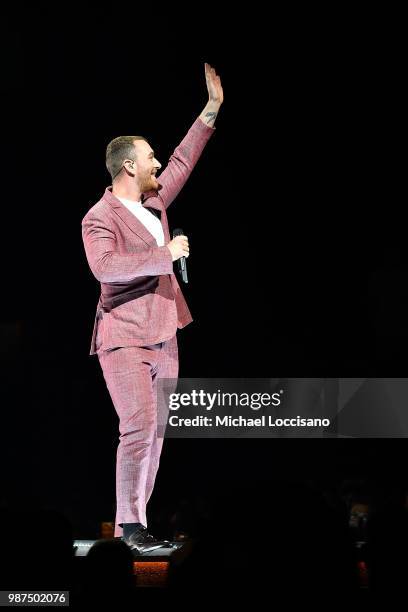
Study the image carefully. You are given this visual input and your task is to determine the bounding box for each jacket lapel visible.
[156,206,170,243]
[142,187,172,243]
[103,187,162,247]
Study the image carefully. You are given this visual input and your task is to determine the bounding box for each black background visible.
[1,5,406,535]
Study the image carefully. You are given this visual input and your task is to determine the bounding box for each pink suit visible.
[82,118,214,536]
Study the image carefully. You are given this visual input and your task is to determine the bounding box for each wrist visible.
[199,101,221,128]
[206,100,222,112]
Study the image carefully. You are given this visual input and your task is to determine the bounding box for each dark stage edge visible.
[73,539,191,562]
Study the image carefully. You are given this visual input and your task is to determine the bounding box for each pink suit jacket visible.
[82,118,215,355]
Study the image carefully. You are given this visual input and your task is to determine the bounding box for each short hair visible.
[105,135,147,181]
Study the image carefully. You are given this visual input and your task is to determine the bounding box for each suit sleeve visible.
[144,118,215,210]
[82,213,173,283]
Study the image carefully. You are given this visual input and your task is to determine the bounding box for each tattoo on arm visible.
[205,112,218,126]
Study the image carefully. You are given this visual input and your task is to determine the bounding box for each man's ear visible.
[123,159,136,175]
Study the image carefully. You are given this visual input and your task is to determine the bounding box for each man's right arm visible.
[82,214,190,283]
[82,214,173,283]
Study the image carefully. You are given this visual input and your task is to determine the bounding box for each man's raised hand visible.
[205,62,224,105]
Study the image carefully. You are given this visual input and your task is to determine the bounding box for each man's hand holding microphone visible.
[167,230,189,283]
[167,234,189,262]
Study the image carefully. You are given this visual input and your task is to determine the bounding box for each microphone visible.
[173,227,188,284]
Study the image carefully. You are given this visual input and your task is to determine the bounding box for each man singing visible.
[81,63,223,553]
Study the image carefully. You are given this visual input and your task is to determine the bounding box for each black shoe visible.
[124,527,174,554]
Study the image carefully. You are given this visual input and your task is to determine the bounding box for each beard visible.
[140,171,160,193]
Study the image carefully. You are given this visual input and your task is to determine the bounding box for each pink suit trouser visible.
[97,335,178,537]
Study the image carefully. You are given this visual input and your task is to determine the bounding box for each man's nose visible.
[154,158,162,169]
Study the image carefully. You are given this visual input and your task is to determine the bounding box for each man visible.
[82,63,223,553]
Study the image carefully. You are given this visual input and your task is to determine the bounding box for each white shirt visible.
[117,197,165,247]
